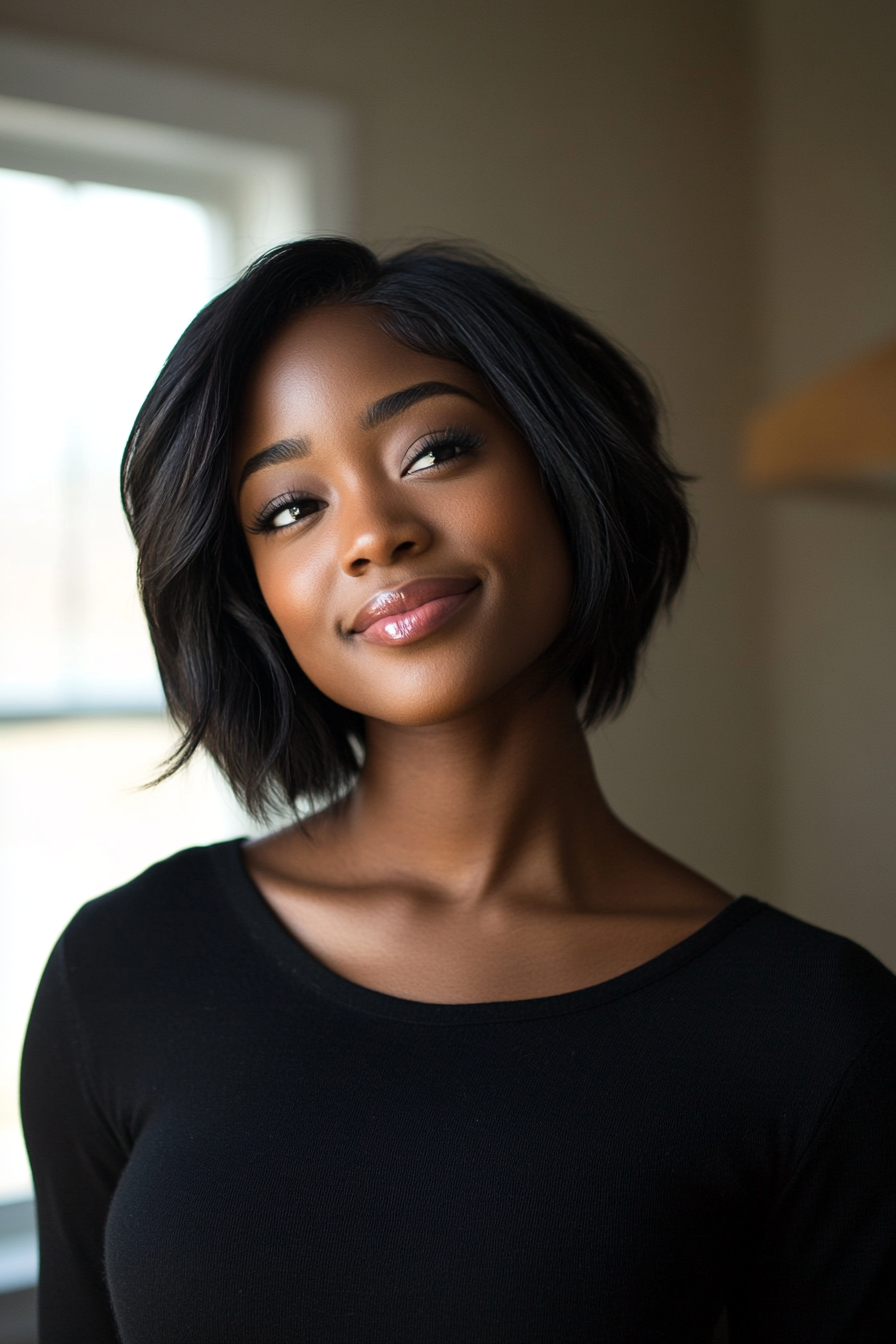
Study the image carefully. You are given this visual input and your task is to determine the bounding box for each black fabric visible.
[21,841,896,1343]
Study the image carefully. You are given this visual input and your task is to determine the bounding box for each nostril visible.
[394,540,415,555]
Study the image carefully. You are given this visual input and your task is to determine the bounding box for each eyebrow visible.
[360,380,480,429]
[238,381,479,493]
[238,436,310,492]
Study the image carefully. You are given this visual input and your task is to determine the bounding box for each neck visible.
[344,676,622,906]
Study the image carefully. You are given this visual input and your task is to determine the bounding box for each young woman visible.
[22,240,896,1343]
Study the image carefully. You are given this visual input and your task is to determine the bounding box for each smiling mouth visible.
[350,576,481,646]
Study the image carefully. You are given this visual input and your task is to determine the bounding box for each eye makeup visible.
[402,425,484,476]
[246,424,485,535]
[247,492,325,534]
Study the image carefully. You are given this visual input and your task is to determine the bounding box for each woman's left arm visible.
[728,1009,896,1343]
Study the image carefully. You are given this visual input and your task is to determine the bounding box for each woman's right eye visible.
[255,497,324,532]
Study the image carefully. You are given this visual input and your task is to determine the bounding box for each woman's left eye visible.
[405,449,442,475]
[404,430,483,476]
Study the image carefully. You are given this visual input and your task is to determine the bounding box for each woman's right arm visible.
[20,937,127,1343]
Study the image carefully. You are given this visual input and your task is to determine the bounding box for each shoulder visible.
[697,898,896,1092]
[722,899,896,1014]
[56,840,247,990]
[24,842,257,1155]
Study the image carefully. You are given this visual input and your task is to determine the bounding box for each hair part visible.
[122,238,692,819]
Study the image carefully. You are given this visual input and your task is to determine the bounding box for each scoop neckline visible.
[211,838,765,1025]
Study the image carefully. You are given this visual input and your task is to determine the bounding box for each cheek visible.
[472,479,572,640]
[252,547,332,667]
[252,547,379,713]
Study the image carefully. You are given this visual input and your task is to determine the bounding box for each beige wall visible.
[752,0,896,966]
[19,0,896,957]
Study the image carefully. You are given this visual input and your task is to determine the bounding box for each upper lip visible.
[349,576,480,633]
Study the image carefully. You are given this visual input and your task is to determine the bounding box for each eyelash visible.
[249,426,484,534]
[404,425,484,475]
[247,492,323,535]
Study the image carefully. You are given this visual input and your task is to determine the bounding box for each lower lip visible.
[357,588,478,646]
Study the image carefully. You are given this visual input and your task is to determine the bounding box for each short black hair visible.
[122,238,692,818]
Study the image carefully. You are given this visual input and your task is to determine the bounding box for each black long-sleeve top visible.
[21,840,896,1342]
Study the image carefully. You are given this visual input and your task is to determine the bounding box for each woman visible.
[22,239,896,1342]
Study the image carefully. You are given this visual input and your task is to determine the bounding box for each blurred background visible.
[0,0,893,1334]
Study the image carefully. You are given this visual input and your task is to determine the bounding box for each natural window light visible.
[0,168,215,713]
[0,168,249,1201]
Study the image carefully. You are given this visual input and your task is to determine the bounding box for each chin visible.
[299,625,562,728]
[320,660,516,728]
[339,689,488,729]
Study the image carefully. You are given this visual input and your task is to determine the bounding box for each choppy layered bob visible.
[122,238,692,818]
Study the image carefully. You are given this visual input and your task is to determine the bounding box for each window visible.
[0,170,247,1204]
[0,170,216,716]
[0,33,350,1227]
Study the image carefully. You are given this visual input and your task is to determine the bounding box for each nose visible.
[338,482,433,576]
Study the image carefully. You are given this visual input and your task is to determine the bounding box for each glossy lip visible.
[350,576,480,646]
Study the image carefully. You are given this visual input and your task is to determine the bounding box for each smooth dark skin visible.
[235,305,730,1004]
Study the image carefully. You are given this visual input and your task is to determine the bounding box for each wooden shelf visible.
[743,337,896,488]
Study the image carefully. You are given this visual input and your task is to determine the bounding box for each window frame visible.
[0,29,354,250]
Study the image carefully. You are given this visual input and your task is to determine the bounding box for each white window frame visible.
[0,30,354,265]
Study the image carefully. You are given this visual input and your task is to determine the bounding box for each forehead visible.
[236,305,484,461]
